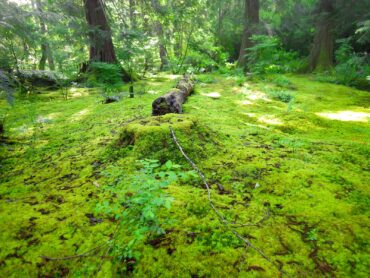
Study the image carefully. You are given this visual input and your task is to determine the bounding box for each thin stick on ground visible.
[169,126,290,276]
[41,242,108,261]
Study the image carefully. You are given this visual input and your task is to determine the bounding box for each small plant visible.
[197,75,216,84]
[306,228,318,241]
[235,75,247,86]
[267,89,294,103]
[95,159,197,271]
[270,76,296,90]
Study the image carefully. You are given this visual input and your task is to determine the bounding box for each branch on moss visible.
[169,126,289,277]
[41,242,108,261]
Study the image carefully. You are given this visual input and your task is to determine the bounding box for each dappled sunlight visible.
[238,100,254,105]
[243,112,257,117]
[201,92,221,99]
[258,115,283,125]
[163,74,181,80]
[69,88,91,98]
[244,122,269,129]
[242,89,271,102]
[71,108,91,121]
[316,111,370,122]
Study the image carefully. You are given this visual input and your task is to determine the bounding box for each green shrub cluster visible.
[246,35,303,75]
[86,62,123,87]
[315,39,370,91]
[266,89,294,103]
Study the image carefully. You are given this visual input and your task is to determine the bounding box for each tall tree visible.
[84,0,117,63]
[308,0,335,71]
[34,0,55,70]
[238,0,260,68]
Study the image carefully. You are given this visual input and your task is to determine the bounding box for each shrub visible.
[266,89,294,103]
[246,35,303,75]
[314,38,370,91]
[334,38,370,90]
[196,75,217,84]
[270,75,296,90]
[86,62,123,87]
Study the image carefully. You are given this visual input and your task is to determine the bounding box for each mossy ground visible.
[0,73,369,277]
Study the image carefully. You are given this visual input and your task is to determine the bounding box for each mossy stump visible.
[117,114,217,162]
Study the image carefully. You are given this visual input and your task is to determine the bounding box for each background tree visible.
[308,0,335,71]
[84,0,117,64]
[238,0,260,68]
[34,0,55,70]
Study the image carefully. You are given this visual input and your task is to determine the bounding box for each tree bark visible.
[35,0,55,71]
[84,0,117,63]
[308,0,335,71]
[152,76,194,116]
[237,0,260,68]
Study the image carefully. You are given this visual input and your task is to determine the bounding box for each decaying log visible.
[152,75,194,116]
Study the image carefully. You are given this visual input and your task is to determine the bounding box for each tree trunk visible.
[173,19,183,58]
[84,0,117,63]
[151,0,168,70]
[308,0,335,71]
[84,0,130,81]
[152,75,194,116]
[35,0,55,71]
[237,0,260,68]
[156,23,169,70]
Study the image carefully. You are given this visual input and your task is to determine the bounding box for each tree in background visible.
[308,0,335,71]
[34,0,55,71]
[238,0,260,68]
[84,0,117,64]
[151,0,169,70]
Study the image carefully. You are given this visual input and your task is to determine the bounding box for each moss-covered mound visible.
[116,114,220,162]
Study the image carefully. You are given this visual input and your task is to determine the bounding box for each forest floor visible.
[0,73,369,277]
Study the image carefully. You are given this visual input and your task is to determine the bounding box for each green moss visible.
[0,73,369,277]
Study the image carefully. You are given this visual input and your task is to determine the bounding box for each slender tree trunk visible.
[151,0,168,70]
[156,23,169,70]
[173,19,183,58]
[237,0,260,68]
[46,43,55,70]
[35,0,55,70]
[308,0,335,71]
[84,0,117,63]
[39,44,47,71]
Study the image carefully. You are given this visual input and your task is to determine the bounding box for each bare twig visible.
[231,208,270,228]
[169,126,289,276]
[41,242,108,261]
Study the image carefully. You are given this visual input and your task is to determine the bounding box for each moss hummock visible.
[116,114,220,163]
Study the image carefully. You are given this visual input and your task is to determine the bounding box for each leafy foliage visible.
[246,35,303,75]
[334,39,370,89]
[315,38,370,90]
[95,159,196,266]
[266,89,294,103]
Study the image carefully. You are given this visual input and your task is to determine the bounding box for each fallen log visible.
[152,75,194,116]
